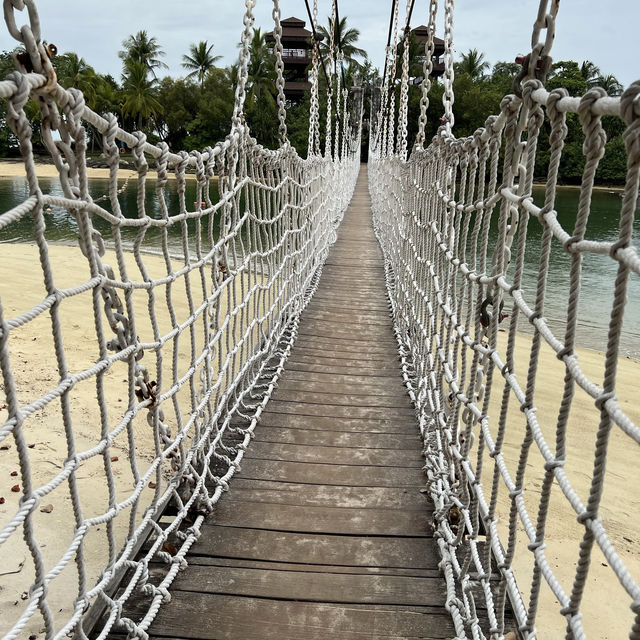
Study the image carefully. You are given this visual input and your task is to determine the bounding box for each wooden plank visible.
[277,376,407,398]
[252,425,420,449]
[186,556,439,579]
[271,389,412,411]
[192,526,439,568]
[257,411,418,433]
[293,335,399,354]
[122,593,456,640]
[236,459,425,488]
[308,297,391,312]
[166,565,447,607]
[288,346,400,363]
[284,359,405,377]
[279,372,407,396]
[286,352,401,369]
[265,399,415,420]
[211,500,430,536]
[297,326,398,343]
[244,441,423,468]
[302,310,392,327]
[227,479,429,510]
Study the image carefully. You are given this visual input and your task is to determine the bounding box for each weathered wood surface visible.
[110,167,513,639]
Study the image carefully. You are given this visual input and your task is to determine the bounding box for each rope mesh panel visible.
[370,66,640,640]
[0,1,361,638]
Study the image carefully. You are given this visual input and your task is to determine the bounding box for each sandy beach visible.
[485,330,640,638]
[0,159,203,181]
[0,242,265,638]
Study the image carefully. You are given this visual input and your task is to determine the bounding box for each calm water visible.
[0,176,221,252]
[1,177,638,356]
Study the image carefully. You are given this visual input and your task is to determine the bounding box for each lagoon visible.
[0,176,638,357]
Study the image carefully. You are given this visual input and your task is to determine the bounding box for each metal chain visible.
[441,0,455,130]
[324,0,337,158]
[271,0,288,146]
[232,0,257,129]
[308,0,321,155]
[386,0,401,157]
[397,0,412,160]
[334,51,343,160]
[513,0,560,95]
[416,0,438,149]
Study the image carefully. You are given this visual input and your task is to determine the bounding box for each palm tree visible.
[239,29,277,143]
[580,60,601,86]
[594,74,623,95]
[319,17,367,71]
[55,52,103,108]
[182,41,222,87]
[121,59,163,130]
[119,31,168,78]
[455,49,490,81]
[246,28,276,104]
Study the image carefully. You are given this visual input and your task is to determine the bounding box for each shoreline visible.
[0,160,625,191]
[0,159,203,181]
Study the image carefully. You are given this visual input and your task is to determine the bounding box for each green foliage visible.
[454,49,490,81]
[185,69,235,149]
[287,95,311,157]
[121,59,163,130]
[596,136,627,183]
[548,61,588,96]
[118,30,168,79]
[0,28,630,185]
[182,41,222,87]
[319,17,367,70]
[55,52,104,108]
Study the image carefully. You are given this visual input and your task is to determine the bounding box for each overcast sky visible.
[0,1,637,89]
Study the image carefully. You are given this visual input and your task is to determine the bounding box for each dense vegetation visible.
[0,26,628,183]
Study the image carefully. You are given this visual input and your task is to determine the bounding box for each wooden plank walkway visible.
[113,166,456,639]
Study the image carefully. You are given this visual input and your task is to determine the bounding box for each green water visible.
[0,176,221,251]
[512,187,640,358]
[0,177,638,357]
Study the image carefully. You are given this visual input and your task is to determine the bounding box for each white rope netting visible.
[370,0,640,638]
[0,1,361,638]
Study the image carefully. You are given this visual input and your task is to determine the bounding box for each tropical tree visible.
[595,74,623,95]
[182,41,222,87]
[121,59,163,130]
[319,17,366,70]
[55,52,103,108]
[243,28,277,145]
[547,61,588,96]
[580,60,601,85]
[455,49,490,81]
[119,31,168,78]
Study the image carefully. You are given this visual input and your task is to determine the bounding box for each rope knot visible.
[544,458,565,472]
[594,390,616,412]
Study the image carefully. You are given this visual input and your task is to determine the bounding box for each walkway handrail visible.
[370,0,640,637]
[0,1,361,638]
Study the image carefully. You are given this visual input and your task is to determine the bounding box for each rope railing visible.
[0,1,361,638]
[370,0,640,638]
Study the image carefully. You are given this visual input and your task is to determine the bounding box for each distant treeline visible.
[0,32,629,183]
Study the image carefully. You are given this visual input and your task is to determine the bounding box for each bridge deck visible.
[114,167,456,639]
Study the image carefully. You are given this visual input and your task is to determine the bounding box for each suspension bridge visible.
[0,0,639,638]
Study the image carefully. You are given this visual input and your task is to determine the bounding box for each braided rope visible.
[370,1,640,638]
[0,1,360,638]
